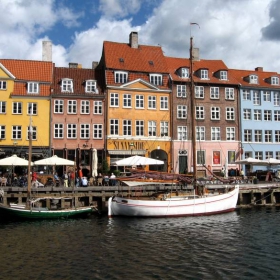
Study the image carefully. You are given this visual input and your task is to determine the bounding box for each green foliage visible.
[101,159,110,175]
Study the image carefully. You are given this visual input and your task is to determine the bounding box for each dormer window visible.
[180,68,189,78]
[200,69,208,79]
[220,71,227,80]
[61,79,73,92]
[271,76,279,85]
[115,71,127,83]
[150,74,162,86]
[27,82,39,94]
[249,75,258,84]
[85,80,97,93]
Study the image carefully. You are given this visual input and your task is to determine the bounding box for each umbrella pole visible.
[27,115,32,205]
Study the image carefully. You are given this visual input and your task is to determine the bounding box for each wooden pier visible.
[1,182,280,213]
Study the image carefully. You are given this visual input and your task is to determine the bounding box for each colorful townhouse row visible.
[1,32,280,176]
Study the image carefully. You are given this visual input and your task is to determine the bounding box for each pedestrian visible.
[63,172,68,187]
[78,168,83,186]
[69,170,75,188]
[240,168,244,179]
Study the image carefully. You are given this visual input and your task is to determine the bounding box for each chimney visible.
[42,41,52,62]
[255,67,263,72]
[92,61,98,69]
[129,31,138,49]
[192,48,200,61]
[69,63,78,68]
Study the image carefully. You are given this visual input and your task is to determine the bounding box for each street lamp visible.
[129,142,134,155]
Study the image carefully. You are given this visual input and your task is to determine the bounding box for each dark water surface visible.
[0,207,280,280]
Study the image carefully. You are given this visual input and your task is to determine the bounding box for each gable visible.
[120,79,159,90]
[0,63,15,79]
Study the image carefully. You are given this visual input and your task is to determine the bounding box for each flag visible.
[190,22,200,28]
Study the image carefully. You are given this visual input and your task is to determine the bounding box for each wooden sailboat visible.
[0,111,94,219]
[108,36,239,218]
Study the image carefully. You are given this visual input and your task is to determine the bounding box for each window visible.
[67,100,77,114]
[80,124,90,139]
[226,107,235,120]
[12,102,22,114]
[243,109,251,120]
[61,79,73,92]
[160,96,168,110]
[27,82,39,94]
[253,91,261,105]
[85,80,96,92]
[255,151,263,160]
[150,74,162,85]
[110,119,119,135]
[12,126,21,139]
[226,127,235,141]
[123,120,132,136]
[275,130,280,143]
[136,120,144,136]
[225,88,234,100]
[250,75,258,84]
[148,96,156,109]
[67,124,77,139]
[264,130,272,142]
[264,110,272,121]
[0,125,6,139]
[195,86,204,98]
[0,101,6,114]
[263,91,271,102]
[123,94,132,108]
[200,70,208,79]
[254,109,262,121]
[0,81,7,90]
[228,151,236,164]
[197,150,205,165]
[81,100,90,114]
[211,107,220,120]
[276,151,280,160]
[177,105,187,119]
[93,124,103,139]
[160,121,168,137]
[177,85,187,97]
[181,68,189,78]
[210,87,219,99]
[27,103,37,115]
[196,126,205,141]
[271,77,279,85]
[265,151,273,159]
[54,100,63,113]
[211,127,221,141]
[115,71,127,83]
[94,101,102,114]
[110,93,119,107]
[148,121,156,136]
[195,106,204,120]
[274,110,280,121]
[220,71,227,80]
[243,89,251,100]
[54,124,64,138]
[244,129,252,142]
[178,126,187,140]
[274,92,280,106]
[254,130,262,142]
[135,95,144,108]
[27,126,37,140]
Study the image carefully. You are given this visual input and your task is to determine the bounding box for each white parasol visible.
[34,155,74,166]
[115,155,164,166]
[0,154,34,166]
[234,157,264,165]
[92,149,98,177]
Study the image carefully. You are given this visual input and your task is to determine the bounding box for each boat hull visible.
[0,204,94,219]
[108,185,239,217]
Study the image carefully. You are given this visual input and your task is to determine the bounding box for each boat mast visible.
[27,107,32,200]
[190,36,197,182]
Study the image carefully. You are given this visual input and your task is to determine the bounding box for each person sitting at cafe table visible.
[82,177,88,187]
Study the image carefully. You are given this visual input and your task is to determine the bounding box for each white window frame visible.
[195,106,204,120]
[177,105,187,119]
[200,69,208,79]
[94,101,103,114]
[54,124,64,139]
[61,79,73,92]
[148,96,156,109]
[195,86,204,98]
[264,130,272,142]
[250,75,258,84]
[114,71,128,83]
[254,130,262,142]
[197,150,206,165]
[225,88,234,100]
[177,85,187,97]
[149,74,162,86]
[27,103,37,115]
[274,92,280,106]
[160,96,168,110]
[178,126,187,140]
[244,129,252,142]
[220,71,227,80]
[196,126,205,141]
[80,124,90,139]
[123,120,132,136]
[254,109,262,121]
[80,100,90,114]
[0,101,6,114]
[12,102,22,114]
[135,95,144,109]
[0,81,7,90]
[93,124,103,139]
[67,100,77,114]
[135,120,144,136]
[181,68,189,78]
[211,127,221,141]
[54,100,64,114]
[27,82,39,94]
[272,77,279,85]
[67,124,77,139]
[148,121,156,137]
[0,125,5,140]
[263,91,271,102]
[110,93,119,107]
[27,126,37,140]
[253,91,261,105]
[160,121,168,137]
[264,110,272,121]
[226,107,235,120]
[110,119,119,136]
[211,107,220,120]
[243,90,251,100]
[123,94,132,108]
[210,87,219,99]
[274,110,280,121]
[12,125,22,139]
[226,127,235,141]
[275,130,280,143]
[85,80,97,93]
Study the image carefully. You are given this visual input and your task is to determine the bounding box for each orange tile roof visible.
[53,67,103,95]
[229,68,280,88]
[0,59,53,82]
[103,41,169,73]
[165,56,239,85]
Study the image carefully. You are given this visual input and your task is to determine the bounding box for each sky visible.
[1,0,280,72]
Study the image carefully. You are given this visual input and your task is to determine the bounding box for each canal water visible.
[0,207,280,280]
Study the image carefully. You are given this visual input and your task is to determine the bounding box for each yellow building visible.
[0,59,53,162]
[98,32,172,172]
